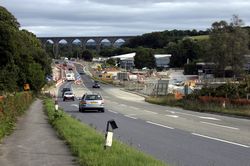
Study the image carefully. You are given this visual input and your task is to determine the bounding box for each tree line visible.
[101,15,250,74]
[43,13,250,75]
[0,6,51,93]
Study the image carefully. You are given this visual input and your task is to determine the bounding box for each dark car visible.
[79,70,85,75]
[61,88,71,97]
[92,82,100,88]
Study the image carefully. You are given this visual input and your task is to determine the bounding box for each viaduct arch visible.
[37,36,135,58]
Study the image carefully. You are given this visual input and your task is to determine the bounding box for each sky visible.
[1,0,250,37]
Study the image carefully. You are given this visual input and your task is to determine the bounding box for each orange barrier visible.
[174,91,184,100]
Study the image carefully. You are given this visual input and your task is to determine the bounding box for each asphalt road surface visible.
[57,63,250,166]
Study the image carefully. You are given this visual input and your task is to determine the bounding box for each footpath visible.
[0,99,77,166]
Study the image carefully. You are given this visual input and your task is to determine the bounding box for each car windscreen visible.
[85,95,102,100]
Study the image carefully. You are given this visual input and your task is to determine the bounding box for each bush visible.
[197,81,250,99]
[145,95,250,117]
[0,92,33,140]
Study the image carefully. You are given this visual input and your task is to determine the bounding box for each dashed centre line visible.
[174,112,221,121]
[192,133,249,148]
[144,110,158,114]
[124,115,137,119]
[165,114,179,118]
[146,121,174,129]
[108,110,118,114]
[70,104,79,108]
[199,117,221,121]
[129,106,139,109]
[200,121,239,130]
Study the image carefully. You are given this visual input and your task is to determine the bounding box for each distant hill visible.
[124,29,209,49]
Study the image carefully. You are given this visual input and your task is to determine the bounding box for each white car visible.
[63,91,75,101]
[66,73,75,81]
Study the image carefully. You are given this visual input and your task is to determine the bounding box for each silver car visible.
[79,93,105,112]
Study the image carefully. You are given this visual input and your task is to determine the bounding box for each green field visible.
[191,35,209,40]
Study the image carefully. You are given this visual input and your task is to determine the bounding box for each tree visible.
[209,15,249,76]
[134,47,156,69]
[0,6,20,29]
[165,42,183,67]
[82,49,93,61]
[27,63,45,92]
[124,29,209,49]
[0,6,51,93]
[106,58,116,67]
[0,63,19,92]
[166,38,203,67]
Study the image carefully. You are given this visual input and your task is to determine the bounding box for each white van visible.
[64,57,69,63]
[66,73,75,81]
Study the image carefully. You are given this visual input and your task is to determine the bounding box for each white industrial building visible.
[111,53,171,69]
[154,54,172,68]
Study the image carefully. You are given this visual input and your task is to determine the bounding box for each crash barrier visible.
[55,79,64,87]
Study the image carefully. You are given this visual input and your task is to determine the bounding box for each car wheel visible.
[72,98,75,101]
[79,108,82,112]
[100,108,105,113]
[63,98,65,101]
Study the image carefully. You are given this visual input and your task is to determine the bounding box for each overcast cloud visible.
[1,0,250,37]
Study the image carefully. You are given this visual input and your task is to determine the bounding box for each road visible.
[57,63,250,166]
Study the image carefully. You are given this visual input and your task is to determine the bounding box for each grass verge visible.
[145,95,250,118]
[44,98,167,166]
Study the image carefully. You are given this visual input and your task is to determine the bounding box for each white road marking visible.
[192,133,249,148]
[124,115,137,119]
[199,117,221,121]
[200,121,239,130]
[170,111,176,114]
[146,121,174,129]
[176,112,221,121]
[174,112,196,117]
[165,114,179,118]
[71,104,79,108]
[108,110,118,114]
[144,110,158,114]
[119,104,126,107]
[129,106,138,109]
